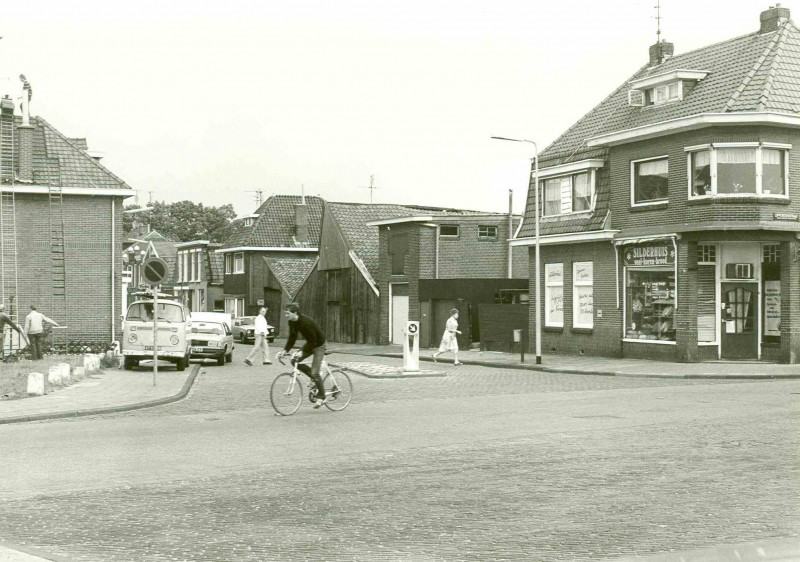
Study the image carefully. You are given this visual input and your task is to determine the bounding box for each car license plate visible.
[191,347,204,353]
[143,346,162,351]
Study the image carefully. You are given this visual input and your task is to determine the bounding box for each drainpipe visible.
[435,224,440,279]
[111,198,116,342]
[508,189,513,278]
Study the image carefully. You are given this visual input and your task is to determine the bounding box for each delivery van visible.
[122,298,191,371]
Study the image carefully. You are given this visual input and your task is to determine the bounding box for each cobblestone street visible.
[1,350,798,561]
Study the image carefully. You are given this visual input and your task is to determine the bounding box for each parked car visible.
[232,316,276,343]
[188,320,234,366]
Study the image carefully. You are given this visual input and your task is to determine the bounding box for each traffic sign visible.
[141,257,170,285]
[406,321,419,334]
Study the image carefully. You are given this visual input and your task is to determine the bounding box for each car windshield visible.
[127,302,184,322]
[191,322,223,335]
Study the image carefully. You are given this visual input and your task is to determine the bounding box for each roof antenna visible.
[655,0,662,43]
[362,174,379,203]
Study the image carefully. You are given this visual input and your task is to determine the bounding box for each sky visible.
[0,0,777,217]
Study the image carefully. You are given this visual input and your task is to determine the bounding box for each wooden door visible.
[720,283,758,359]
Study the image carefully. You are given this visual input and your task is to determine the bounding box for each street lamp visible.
[491,136,541,364]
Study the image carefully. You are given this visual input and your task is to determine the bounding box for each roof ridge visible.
[35,116,133,190]
[757,21,795,111]
[724,23,786,112]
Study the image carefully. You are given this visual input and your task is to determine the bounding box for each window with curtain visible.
[545,263,564,327]
[691,150,711,196]
[543,178,562,216]
[233,253,244,274]
[541,172,592,216]
[572,173,591,211]
[717,148,756,193]
[762,149,785,195]
[633,157,669,203]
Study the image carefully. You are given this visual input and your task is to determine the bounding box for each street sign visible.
[141,257,170,285]
[406,321,419,334]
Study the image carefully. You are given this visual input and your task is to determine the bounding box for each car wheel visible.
[268,337,274,343]
[217,352,225,366]
[123,356,138,370]
[225,350,233,363]
[176,355,187,371]
[239,333,245,343]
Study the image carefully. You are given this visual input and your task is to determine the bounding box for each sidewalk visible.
[1,343,798,425]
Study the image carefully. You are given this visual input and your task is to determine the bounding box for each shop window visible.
[632,157,669,204]
[545,263,564,327]
[687,143,789,197]
[626,269,675,341]
[572,262,593,329]
[763,244,781,344]
[495,289,528,304]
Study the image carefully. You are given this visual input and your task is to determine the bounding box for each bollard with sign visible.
[403,321,420,372]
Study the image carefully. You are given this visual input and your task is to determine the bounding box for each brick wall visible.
[436,219,517,278]
[12,193,124,343]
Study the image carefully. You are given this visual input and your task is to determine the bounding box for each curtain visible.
[717,148,756,163]
[638,159,668,175]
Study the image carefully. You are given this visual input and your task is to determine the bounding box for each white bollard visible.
[84,354,97,373]
[73,366,86,379]
[27,372,45,396]
[48,365,63,386]
[58,363,71,384]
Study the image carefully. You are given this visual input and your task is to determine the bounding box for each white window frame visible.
[572,262,594,329]
[224,254,233,275]
[651,81,682,105]
[686,142,790,199]
[545,263,564,328]
[233,252,245,274]
[177,251,185,283]
[540,170,597,217]
[478,225,498,239]
[631,155,669,207]
[193,249,201,281]
[224,297,245,317]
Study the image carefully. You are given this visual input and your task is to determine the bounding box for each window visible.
[573,262,593,329]
[626,269,675,341]
[651,82,681,105]
[224,254,233,274]
[478,225,498,239]
[192,250,200,281]
[177,252,184,283]
[697,244,716,264]
[545,263,564,327]
[687,144,789,197]
[632,157,669,204]
[763,244,781,343]
[224,297,245,317]
[439,225,459,237]
[542,172,592,216]
[233,252,244,274]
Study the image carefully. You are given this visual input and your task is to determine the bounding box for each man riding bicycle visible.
[276,303,328,408]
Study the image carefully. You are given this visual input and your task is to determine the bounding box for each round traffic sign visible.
[407,322,419,334]
[142,257,170,285]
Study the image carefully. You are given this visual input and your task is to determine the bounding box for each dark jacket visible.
[0,312,22,334]
[284,314,326,354]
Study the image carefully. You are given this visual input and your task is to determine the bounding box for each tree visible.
[123,201,244,243]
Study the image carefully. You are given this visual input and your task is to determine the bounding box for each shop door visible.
[721,283,758,359]
[390,284,409,345]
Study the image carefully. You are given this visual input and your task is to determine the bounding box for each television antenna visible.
[655,0,662,42]
[246,190,264,206]
[361,175,379,203]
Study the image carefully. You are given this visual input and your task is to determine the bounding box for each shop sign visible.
[622,242,675,267]
[773,213,799,221]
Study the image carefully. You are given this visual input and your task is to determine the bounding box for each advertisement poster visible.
[765,280,781,336]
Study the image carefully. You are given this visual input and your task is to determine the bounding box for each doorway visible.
[720,282,758,359]
[390,283,409,345]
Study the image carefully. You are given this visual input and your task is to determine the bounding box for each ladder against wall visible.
[49,185,68,351]
[0,188,22,357]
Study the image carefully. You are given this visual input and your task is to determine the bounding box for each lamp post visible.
[491,136,541,364]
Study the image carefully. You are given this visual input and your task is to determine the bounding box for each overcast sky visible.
[0,0,775,217]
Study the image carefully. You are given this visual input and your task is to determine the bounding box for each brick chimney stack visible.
[294,202,309,245]
[760,4,791,34]
[649,39,674,66]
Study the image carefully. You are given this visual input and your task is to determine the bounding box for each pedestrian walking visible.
[0,304,27,361]
[23,305,59,361]
[433,308,462,365]
[244,307,272,366]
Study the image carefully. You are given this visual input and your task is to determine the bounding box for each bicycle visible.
[270,350,353,416]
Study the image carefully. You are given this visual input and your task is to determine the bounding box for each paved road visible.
[1,348,798,561]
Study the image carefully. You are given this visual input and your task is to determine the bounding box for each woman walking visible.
[433,308,462,365]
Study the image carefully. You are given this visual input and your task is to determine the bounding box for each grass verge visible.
[0,356,94,401]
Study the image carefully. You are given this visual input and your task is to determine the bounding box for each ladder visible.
[49,185,68,352]
[0,113,21,358]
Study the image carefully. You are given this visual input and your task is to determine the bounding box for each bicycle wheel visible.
[323,370,352,411]
[270,373,303,416]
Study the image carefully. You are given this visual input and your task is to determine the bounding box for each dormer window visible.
[243,217,255,227]
[538,159,604,218]
[628,69,708,107]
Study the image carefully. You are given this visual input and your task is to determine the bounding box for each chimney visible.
[760,4,790,34]
[0,96,14,183]
[649,39,674,66]
[294,202,309,245]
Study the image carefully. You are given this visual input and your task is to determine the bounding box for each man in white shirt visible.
[244,307,272,366]
[23,305,59,360]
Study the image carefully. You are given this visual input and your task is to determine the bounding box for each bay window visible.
[687,143,789,197]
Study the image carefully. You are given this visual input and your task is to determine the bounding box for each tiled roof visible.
[31,117,132,190]
[224,195,324,249]
[326,202,507,277]
[265,256,318,299]
[517,17,800,239]
[539,21,800,168]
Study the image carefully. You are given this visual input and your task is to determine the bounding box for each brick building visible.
[1,93,132,351]
[512,5,800,362]
[173,240,225,313]
[369,210,528,348]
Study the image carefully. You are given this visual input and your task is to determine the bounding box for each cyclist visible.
[276,303,328,408]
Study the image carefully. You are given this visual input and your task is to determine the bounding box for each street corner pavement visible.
[0,362,199,425]
[332,359,447,378]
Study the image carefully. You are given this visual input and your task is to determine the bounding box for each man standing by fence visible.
[23,305,59,360]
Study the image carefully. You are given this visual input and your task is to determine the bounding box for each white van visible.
[122,299,191,371]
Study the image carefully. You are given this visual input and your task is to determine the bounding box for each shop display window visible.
[626,269,675,341]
